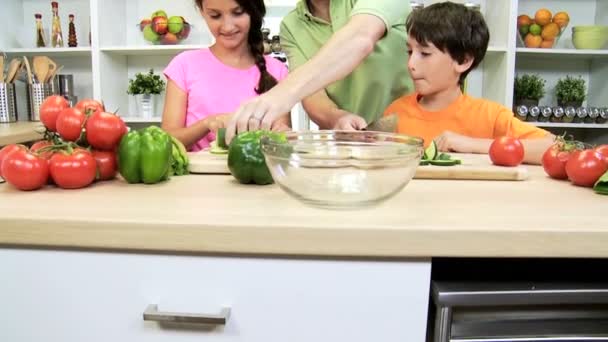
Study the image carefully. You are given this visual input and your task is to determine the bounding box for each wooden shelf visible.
[100,45,210,56]
[120,117,161,123]
[516,48,608,59]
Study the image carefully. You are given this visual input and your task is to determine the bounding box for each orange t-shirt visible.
[384,93,549,147]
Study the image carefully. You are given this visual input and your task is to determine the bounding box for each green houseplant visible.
[513,74,546,107]
[555,75,586,107]
[127,69,166,119]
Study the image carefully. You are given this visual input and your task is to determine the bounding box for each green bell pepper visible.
[228,130,286,185]
[594,170,608,195]
[118,126,172,184]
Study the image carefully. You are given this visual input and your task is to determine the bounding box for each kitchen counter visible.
[1,161,606,258]
[0,121,44,146]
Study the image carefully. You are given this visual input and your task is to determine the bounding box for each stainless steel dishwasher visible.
[431,282,608,342]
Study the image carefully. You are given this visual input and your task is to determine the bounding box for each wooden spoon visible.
[22,56,33,84]
[0,55,4,83]
[45,56,57,83]
[33,56,49,84]
[6,58,22,84]
[48,65,63,84]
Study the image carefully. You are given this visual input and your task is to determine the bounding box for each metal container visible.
[573,106,588,123]
[0,82,18,123]
[538,106,553,122]
[515,105,528,121]
[551,106,564,123]
[51,74,74,98]
[527,106,540,122]
[598,108,608,124]
[587,107,600,124]
[26,83,53,121]
[410,1,424,11]
[563,106,576,123]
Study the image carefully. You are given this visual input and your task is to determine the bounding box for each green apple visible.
[151,10,167,18]
[167,16,184,34]
[143,25,160,43]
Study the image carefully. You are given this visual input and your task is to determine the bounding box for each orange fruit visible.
[541,22,560,40]
[529,23,542,36]
[540,39,554,48]
[534,9,552,26]
[553,11,570,28]
[517,14,533,28]
[525,33,542,48]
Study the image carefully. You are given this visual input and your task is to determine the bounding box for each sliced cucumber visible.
[428,159,461,166]
[209,141,229,155]
[423,141,438,160]
[419,160,430,166]
[437,153,452,160]
[217,128,228,149]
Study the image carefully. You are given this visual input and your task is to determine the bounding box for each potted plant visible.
[127,69,166,119]
[513,74,546,107]
[555,75,586,107]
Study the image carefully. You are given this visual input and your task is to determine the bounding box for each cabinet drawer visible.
[0,249,430,342]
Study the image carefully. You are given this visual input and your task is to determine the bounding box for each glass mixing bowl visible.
[261,131,423,209]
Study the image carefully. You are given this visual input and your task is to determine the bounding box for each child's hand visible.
[205,114,232,132]
[333,113,367,131]
[434,131,475,153]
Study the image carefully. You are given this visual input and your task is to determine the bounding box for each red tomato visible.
[92,150,117,181]
[49,150,97,189]
[489,137,525,167]
[542,144,576,180]
[75,99,105,116]
[595,145,608,162]
[565,149,608,187]
[1,148,49,190]
[39,95,70,132]
[0,144,25,178]
[85,111,127,150]
[30,140,55,160]
[56,107,86,142]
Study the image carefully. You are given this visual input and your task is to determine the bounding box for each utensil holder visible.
[0,82,18,123]
[26,83,53,121]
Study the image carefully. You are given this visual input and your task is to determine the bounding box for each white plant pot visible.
[135,94,158,120]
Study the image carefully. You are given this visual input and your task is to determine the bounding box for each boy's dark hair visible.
[406,2,489,85]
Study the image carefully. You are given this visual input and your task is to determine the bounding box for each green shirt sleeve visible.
[280,20,308,71]
[350,0,411,30]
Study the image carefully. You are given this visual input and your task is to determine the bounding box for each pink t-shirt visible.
[164,48,289,151]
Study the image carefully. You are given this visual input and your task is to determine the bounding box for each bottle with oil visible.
[51,1,64,48]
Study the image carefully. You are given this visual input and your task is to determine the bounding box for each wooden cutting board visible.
[188,151,528,181]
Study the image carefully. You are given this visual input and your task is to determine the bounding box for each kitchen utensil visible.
[0,54,5,82]
[188,150,528,181]
[32,56,49,84]
[48,65,63,84]
[22,56,33,84]
[6,59,22,84]
[363,114,398,133]
[26,83,53,121]
[0,82,18,123]
[45,56,57,83]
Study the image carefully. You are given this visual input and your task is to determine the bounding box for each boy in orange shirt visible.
[384,2,554,164]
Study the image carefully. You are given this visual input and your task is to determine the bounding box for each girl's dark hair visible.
[406,2,489,85]
[195,0,278,94]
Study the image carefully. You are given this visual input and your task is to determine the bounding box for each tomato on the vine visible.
[595,145,608,162]
[1,148,49,190]
[85,111,127,150]
[30,140,55,161]
[565,149,608,187]
[75,99,105,116]
[49,149,97,189]
[489,137,525,167]
[0,144,25,178]
[92,150,117,181]
[39,95,69,132]
[56,107,86,142]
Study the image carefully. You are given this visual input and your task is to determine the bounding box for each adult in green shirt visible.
[226,0,413,142]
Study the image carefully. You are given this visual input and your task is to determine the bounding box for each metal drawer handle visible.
[143,304,230,325]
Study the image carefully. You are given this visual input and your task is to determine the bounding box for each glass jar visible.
[563,106,576,123]
[538,106,553,122]
[464,2,481,12]
[597,108,608,124]
[527,106,540,122]
[551,106,564,123]
[573,107,588,123]
[410,1,424,11]
[515,105,528,121]
[262,28,271,55]
[271,35,282,54]
[586,107,599,124]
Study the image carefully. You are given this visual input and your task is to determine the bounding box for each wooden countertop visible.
[0,158,606,258]
[0,122,44,146]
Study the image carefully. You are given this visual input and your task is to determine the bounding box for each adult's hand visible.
[225,88,294,144]
[333,113,367,131]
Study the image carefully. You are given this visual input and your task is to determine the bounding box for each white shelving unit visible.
[1,0,606,140]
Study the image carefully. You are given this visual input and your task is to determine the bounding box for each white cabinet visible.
[0,248,431,342]
[0,0,296,123]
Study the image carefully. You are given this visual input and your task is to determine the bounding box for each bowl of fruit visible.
[517,9,570,48]
[139,10,192,45]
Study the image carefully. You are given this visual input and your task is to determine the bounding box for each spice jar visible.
[464,2,481,12]
[410,1,424,11]
[573,107,587,123]
[551,106,564,123]
[271,35,282,53]
[538,106,553,122]
[262,28,271,55]
[35,13,47,48]
[586,107,599,124]
[527,106,540,122]
[515,105,528,121]
[597,108,608,124]
[563,106,576,123]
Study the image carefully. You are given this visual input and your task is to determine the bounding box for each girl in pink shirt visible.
[162,0,289,151]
